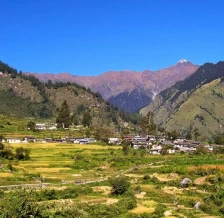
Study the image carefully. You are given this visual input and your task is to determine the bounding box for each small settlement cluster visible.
[2,133,219,155]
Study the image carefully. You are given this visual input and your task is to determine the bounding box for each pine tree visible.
[82,111,92,127]
[56,100,71,128]
[140,111,157,135]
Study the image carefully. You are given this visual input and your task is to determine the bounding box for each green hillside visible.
[0,61,139,133]
[141,61,224,138]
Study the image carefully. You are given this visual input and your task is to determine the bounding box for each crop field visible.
[1,142,224,217]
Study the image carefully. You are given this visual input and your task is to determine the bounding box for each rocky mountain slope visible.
[28,60,199,112]
[141,61,224,138]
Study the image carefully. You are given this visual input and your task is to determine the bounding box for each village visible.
[2,131,219,155]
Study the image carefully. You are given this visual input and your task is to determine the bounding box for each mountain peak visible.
[178,59,188,64]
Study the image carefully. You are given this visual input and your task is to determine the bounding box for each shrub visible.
[0,190,50,217]
[109,176,130,195]
[153,203,167,217]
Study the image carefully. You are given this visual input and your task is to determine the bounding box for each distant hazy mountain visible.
[141,61,224,137]
[28,60,199,113]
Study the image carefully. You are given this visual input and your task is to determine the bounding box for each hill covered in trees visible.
[141,61,224,138]
[0,61,140,132]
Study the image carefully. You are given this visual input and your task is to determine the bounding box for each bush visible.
[153,203,167,217]
[0,190,50,217]
[109,176,130,195]
[119,194,137,210]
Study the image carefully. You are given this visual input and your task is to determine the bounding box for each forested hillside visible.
[141,61,224,138]
[0,61,139,131]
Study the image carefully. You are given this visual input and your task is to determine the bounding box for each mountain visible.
[28,60,199,113]
[141,61,224,138]
[0,61,137,131]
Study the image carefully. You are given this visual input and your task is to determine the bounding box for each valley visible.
[1,60,224,217]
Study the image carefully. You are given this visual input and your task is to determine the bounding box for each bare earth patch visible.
[72,174,81,177]
[125,174,144,178]
[163,186,183,194]
[194,176,210,185]
[106,198,119,205]
[92,186,112,195]
[151,173,179,181]
[135,192,146,199]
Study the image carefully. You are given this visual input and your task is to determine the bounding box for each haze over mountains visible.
[29,60,199,113]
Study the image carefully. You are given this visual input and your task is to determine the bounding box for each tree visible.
[167,129,178,140]
[82,111,92,127]
[193,128,201,140]
[122,143,131,155]
[94,127,113,143]
[0,142,4,151]
[109,176,130,195]
[85,128,91,137]
[140,111,157,135]
[2,146,14,160]
[0,142,4,157]
[195,145,209,154]
[27,120,36,131]
[214,135,224,145]
[186,132,192,140]
[15,147,31,160]
[56,100,71,128]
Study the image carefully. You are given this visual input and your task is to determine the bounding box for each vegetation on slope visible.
[0,60,141,133]
[141,61,224,138]
[1,142,224,217]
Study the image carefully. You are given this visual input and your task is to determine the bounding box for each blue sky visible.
[1,0,224,75]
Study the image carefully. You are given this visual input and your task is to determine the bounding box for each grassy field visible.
[1,142,224,217]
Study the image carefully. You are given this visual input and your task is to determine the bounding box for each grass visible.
[1,142,224,217]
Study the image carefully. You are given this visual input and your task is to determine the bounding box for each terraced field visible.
[1,142,224,217]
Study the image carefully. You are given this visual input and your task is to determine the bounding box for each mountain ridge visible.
[141,61,224,138]
[27,60,199,112]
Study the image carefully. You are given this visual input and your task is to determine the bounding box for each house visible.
[35,123,46,130]
[85,138,96,143]
[54,139,66,143]
[36,139,46,143]
[161,140,174,146]
[155,135,166,142]
[79,139,89,144]
[131,136,149,149]
[149,145,162,154]
[174,140,200,153]
[122,136,133,141]
[45,138,53,142]
[45,123,57,130]
[49,126,57,130]
[108,138,120,145]
[204,144,213,151]
[147,135,156,141]
[174,137,186,143]
[167,148,176,154]
[23,136,36,143]
[6,138,21,143]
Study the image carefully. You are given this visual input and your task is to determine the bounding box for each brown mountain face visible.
[28,60,199,112]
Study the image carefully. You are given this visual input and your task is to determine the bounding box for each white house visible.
[149,145,162,154]
[35,123,46,130]
[6,138,21,143]
[108,138,120,145]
